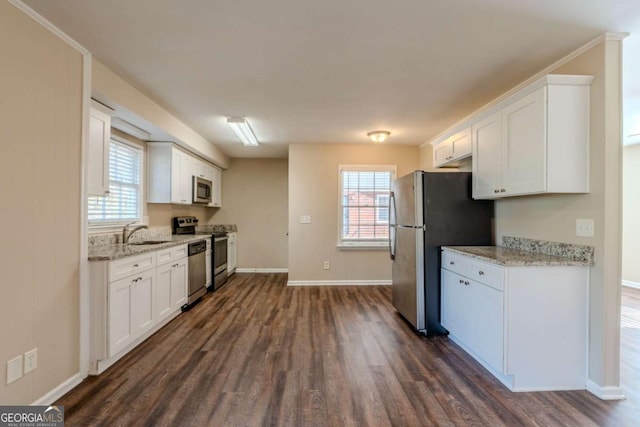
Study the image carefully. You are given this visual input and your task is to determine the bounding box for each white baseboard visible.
[622,280,640,290]
[31,372,85,405]
[287,280,391,286]
[235,268,288,273]
[586,379,626,400]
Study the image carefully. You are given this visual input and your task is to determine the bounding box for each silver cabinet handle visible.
[478,271,484,275]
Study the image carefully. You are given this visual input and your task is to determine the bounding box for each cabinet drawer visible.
[109,252,156,282]
[156,244,188,266]
[442,250,504,291]
[442,251,471,276]
[466,259,504,291]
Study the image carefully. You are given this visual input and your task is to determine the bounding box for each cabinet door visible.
[441,269,471,343]
[155,263,173,322]
[449,128,471,161]
[470,281,504,373]
[433,140,454,167]
[210,167,222,207]
[131,271,155,337]
[205,249,212,287]
[501,87,546,196]
[171,149,192,204]
[171,258,188,310]
[87,107,111,196]
[227,233,237,274]
[472,112,502,199]
[108,276,134,357]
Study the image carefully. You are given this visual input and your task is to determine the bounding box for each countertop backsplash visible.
[501,236,595,265]
[89,226,173,248]
[196,224,238,233]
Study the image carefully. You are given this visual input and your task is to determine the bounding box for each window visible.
[338,165,396,248]
[88,139,143,226]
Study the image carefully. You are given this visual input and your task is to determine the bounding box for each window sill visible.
[337,242,390,251]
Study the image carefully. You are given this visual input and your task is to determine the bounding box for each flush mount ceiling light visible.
[227,117,259,146]
[367,130,390,143]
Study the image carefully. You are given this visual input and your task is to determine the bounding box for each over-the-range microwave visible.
[192,176,212,204]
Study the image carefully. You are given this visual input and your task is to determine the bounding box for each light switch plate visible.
[24,348,37,374]
[7,355,23,384]
[300,215,312,224]
[576,219,594,237]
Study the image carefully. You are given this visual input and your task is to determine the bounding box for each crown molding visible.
[8,0,90,55]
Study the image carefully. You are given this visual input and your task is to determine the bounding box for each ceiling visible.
[22,0,640,157]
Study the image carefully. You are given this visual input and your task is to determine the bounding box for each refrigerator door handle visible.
[389,191,397,260]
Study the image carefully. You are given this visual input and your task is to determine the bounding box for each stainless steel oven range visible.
[210,232,228,291]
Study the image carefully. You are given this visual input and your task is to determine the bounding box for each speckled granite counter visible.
[89,234,210,261]
[443,236,595,267]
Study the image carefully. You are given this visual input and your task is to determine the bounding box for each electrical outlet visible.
[7,355,23,384]
[323,261,330,270]
[24,348,37,374]
[576,219,594,237]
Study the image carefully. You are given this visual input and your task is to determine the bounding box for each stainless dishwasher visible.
[186,240,207,306]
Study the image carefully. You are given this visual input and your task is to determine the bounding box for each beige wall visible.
[288,144,420,282]
[92,60,229,169]
[210,158,289,269]
[494,41,623,389]
[623,144,640,284]
[0,2,83,404]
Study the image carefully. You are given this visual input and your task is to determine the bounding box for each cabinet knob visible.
[494,189,500,193]
[105,190,110,194]
[459,279,464,284]
[133,263,139,268]
[478,271,484,275]
[449,261,455,265]
[500,188,506,193]
[172,263,179,268]
[464,281,470,286]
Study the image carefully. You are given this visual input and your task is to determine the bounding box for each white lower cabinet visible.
[108,269,155,358]
[205,248,212,287]
[441,248,588,391]
[441,269,503,373]
[156,257,188,323]
[227,232,237,275]
[91,244,190,374]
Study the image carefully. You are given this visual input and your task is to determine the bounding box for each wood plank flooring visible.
[58,274,640,426]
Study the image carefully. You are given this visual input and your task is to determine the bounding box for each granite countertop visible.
[442,246,594,267]
[89,234,210,261]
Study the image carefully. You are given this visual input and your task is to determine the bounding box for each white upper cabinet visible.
[87,102,113,196]
[147,143,192,204]
[433,127,472,168]
[472,74,593,199]
[210,167,222,208]
[148,142,222,207]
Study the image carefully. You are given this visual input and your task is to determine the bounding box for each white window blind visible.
[339,165,395,244]
[88,140,142,224]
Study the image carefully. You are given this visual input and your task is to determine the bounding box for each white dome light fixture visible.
[367,130,390,143]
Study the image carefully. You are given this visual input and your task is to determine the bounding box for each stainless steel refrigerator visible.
[389,171,493,335]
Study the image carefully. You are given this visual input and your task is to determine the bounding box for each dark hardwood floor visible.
[58,274,640,426]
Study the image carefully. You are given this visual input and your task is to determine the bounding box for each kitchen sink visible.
[127,240,172,245]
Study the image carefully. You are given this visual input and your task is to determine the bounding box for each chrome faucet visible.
[123,222,148,244]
